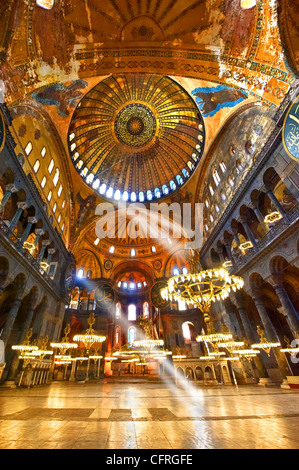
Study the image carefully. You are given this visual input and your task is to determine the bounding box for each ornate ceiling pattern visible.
[68,73,205,201]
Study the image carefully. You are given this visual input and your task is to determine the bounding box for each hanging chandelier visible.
[50,324,78,355]
[161,268,244,327]
[73,313,106,353]
[251,326,280,357]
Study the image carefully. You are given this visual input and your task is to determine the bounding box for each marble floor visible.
[0,379,299,449]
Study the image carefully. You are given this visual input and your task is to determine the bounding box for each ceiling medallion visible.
[114,103,157,149]
[68,74,205,203]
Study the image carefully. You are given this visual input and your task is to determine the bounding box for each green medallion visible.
[283,99,299,162]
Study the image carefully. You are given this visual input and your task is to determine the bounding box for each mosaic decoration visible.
[68,74,205,202]
[31,80,88,117]
[192,84,248,117]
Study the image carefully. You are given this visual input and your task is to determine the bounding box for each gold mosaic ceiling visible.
[68,74,205,201]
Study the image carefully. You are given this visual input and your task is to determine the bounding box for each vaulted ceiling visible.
[0,0,297,276]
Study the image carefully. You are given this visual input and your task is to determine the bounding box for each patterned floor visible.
[0,380,299,449]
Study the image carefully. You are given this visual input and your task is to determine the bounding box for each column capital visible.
[5,184,18,193]
[42,239,51,246]
[27,217,38,224]
[48,248,56,255]
[35,228,45,236]
[17,202,28,211]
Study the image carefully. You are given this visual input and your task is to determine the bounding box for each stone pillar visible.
[47,248,56,265]
[224,241,235,265]
[20,217,37,247]
[9,202,28,234]
[252,292,290,378]
[6,295,38,381]
[69,359,77,381]
[272,277,299,337]
[266,189,287,216]
[1,297,22,345]
[216,246,225,263]
[0,184,17,213]
[37,240,50,264]
[253,205,269,233]
[241,219,257,247]
[33,229,44,247]
[233,292,256,344]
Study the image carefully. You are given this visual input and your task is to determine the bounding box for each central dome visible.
[68,74,205,202]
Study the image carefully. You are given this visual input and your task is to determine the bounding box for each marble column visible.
[266,189,287,216]
[47,248,56,265]
[241,219,257,247]
[1,297,22,345]
[253,205,269,233]
[233,292,256,344]
[20,217,37,247]
[224,242,235,265]
[7,298,37,381]
[9,202,28,235]
[272,278,299,337]
[37,240,50,264]
[252,292,290,378]
[0,184,17,213]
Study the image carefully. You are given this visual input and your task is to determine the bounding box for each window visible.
[77,268,84,278]
[155,188,161,198]
[41,176,47,188]
[169,180,176,191]
[209,185,214,196]
[33,160,40,173]
[128,326,136,344]
[58,214,61,224]
[62,200,65,209]
[221,193,227,201]
[130,249,136,257]
[41,146,46,158]
[47,190,52,202]
[48,159,54,174]
[173,267,180,276]
[53,203,57,213]
[139,192,144,202]
[182,267,188,275]
[147,190,153,200]
[229,177,234,187]
[162,185,169,195]
[215,205,220,213]
[182,322,192,343]
[61,224,64,232]
[210,215,214,223]
[129,282,135,290]
[106,187,113,198]
[109,246,115,253]
[36,0,54,10]
[25,142,32,156]
[58,184,63,197]
[114,190,121,200]
[178,299,187,311]
[220,161,226,173]
[94,238,100,246]
[143,302,149,319]
[151,246,156,253]
[115,326,121,344]
[205,200,209,208]
[213,169,221,186]
[128,304,136,321]
[115,303,121,319]
[53,168,59,187]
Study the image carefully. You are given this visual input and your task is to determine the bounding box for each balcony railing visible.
[0,218,56,290]
[231,204,299,272]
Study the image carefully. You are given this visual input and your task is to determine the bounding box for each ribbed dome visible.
[68,74,205,202]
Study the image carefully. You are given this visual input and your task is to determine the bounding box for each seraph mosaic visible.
[192,85,248,117]
[31,79,88,117]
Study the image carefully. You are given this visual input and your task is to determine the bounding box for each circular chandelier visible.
[161,268,244,325]
[50,324,78,355]
[73,313,106,353]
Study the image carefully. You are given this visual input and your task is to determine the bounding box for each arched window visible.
[143,302,149,319]
[115,302,121,319]
[41,146,46,158]
[25,142,33,156]
[169,180,176,191]
[220,161,226,173]
[47,190,52,202]
[147,190,153,200]
[130,192,136,202]
[115,326,121,345]
[182,267,188,275]
[182,322,193,343]
[213,169,221,186]
[128,304,136,321]
[86,270,92,278]
[58,184,63,197]
[130,249,136,257]
[209,185,214,196]
[77,268,84,278]
[155,188,161,198]
[41,176,47,188]
[173,267,180,276]
[33,160,40,173]
[48,159,54,174]
[162,185,169,195]
[128,326,136,344]
[53,168,59,187]
[139,192,144,202]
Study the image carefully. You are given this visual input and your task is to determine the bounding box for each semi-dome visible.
[68,73,205,202]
